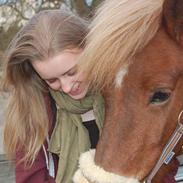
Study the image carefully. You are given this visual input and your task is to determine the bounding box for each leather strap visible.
[144,110,183,183]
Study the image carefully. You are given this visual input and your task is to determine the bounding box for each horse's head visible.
[75,0,183,183]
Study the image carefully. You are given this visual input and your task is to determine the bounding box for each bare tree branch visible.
[7,3,29,20]
[0,0,104,55]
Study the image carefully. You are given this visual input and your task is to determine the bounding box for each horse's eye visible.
[150,90,171,104]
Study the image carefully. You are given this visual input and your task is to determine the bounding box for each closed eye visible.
[46,78,57,84]
[66,66,77,76]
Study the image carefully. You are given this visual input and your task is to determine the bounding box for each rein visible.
[144,110,183,183]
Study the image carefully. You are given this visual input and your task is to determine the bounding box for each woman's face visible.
[31,48,88,100]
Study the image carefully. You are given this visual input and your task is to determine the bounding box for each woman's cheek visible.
[48,82,61,91]
[74,73,85,82]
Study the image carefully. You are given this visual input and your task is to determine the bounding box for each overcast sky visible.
[0,0,15,5]
[0,0,6,5]
[85,0,93,6]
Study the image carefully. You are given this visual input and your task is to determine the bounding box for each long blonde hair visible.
[79,0,164,90]
[1,9,88,165]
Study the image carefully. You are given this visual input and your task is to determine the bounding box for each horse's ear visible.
[163,0,183,45]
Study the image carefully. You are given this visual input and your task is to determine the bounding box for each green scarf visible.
[48,90,104,183]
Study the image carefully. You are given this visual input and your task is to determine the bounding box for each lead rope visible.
[144,110,183,183]
[42,137,55,178]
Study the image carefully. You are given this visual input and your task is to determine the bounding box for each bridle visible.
[144,110,183,183]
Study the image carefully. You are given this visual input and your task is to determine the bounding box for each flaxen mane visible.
[80,0,164,90]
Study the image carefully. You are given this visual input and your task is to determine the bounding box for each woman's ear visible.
[163,0,183,45]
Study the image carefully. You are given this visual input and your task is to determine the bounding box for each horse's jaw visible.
[73,150,140,183]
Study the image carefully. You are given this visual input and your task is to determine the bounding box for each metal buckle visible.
[178,110,183,133]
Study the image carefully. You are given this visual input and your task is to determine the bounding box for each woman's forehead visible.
[31,51,81,80]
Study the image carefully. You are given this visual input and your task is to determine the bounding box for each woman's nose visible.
[59,78,73,93]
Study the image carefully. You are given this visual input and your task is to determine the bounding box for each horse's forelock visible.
[79,0,164,90]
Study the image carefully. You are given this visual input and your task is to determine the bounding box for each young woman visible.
[1,10,104,183]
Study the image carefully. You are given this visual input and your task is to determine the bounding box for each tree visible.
[0,0,104,61]
[0,0,67,30]
[68,0,103,17]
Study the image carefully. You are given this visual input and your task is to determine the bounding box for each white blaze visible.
[115,65,128,88]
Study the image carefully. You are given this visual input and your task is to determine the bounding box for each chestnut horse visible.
[73,0,183,183]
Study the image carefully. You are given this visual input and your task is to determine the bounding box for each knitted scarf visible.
[48,90,104,183]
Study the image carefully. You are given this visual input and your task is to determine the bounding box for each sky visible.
[0,0,6,5]
[85,0,93,6]
[0,0,13,5]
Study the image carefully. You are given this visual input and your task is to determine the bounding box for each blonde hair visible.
[1,9,88,166]
[80,0,164,90]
